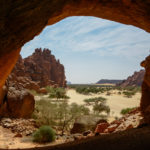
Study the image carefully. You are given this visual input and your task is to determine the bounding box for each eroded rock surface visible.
[140,55,150,124]
[10,48,66,89]
[23,48,66,87]
[95,108,143,134]
[0,118,37,136]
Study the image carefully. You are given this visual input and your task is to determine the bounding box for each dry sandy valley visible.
[0,89,141,149]
[66,89,141,118]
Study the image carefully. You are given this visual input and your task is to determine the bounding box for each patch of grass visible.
[33,125,55,143]
[120,107,136,115]
[122,91,136,98]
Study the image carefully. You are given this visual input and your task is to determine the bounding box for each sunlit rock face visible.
[0,0,150,121]
[140,56,150,124]
[21,48,66,88]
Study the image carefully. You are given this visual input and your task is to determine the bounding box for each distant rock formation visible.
[118,70,145,87]
[10,48,66,90]
[96,79,123,85]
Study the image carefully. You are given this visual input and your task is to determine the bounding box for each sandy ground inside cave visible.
[0,89,141,149]
[0,125,65,149]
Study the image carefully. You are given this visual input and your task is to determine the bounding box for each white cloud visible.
[21,16,150,83]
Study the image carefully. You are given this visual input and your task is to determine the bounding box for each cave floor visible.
[0,125,150,150]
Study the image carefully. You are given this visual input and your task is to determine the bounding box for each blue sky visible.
[21,16,150,84]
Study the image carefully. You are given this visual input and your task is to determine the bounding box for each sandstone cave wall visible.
[0,0,150,123]
[1,0,150,88]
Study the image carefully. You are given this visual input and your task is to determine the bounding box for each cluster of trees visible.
[75,86,113,95]
[69,84,141,96]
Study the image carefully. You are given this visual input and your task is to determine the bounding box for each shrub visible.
[120,107,136,115]
[123,91,136,98]
[106,91,111,96]
[33,125,55,143]
[48,87,70,100]
[93,103,110,115]
[118,91,121,95]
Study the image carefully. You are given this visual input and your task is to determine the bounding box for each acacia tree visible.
[84,97,106,106]
[84,97,110,115]
[48,87,69,101]
[93,103,110,115]
[57,102,90,135]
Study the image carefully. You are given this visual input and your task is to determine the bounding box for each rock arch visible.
[0,0,150,122]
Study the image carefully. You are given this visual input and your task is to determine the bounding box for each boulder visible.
[95,122,109,134]
[71,115,103,134]
[0,86,35,118]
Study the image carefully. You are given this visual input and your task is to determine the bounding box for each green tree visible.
[84,97,106,106]
[48,87,69,100]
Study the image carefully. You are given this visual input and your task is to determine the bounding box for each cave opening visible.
[1,0,150,149]
[4,16,147,145]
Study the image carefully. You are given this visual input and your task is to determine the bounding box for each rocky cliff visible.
[118,70,145,87]
[10,48,66,90]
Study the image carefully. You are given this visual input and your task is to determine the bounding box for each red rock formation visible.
[8,55,40,92]
[10,48,66,89]
[118,70,145,87]
[95,108,142,134]
[23,48,66,88]
[140,55,150,124]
